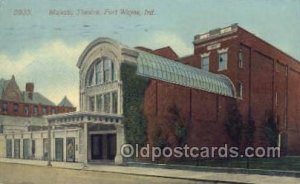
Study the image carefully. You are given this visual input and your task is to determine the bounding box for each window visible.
[201,56,209,71]
[2,102,8,113]
[96,94,103,112]
[13,103,19,113]
[218,52,228,71]
[24,105,29,116]
[104,60,111,83]
[104,93,111,113]
[237,82,243,98]
[42,107,47,114]
[51,108,56,114]
[89,96,95,112]
[87,58,115,86]
[87,67,94,86]
[33,106,38,115]
[238,49,243,68]
[112,91,118,114]
[95,61,103,84]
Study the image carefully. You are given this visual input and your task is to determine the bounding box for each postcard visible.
[0,0,300,183]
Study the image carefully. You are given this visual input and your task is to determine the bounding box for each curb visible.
[127,161,300,178]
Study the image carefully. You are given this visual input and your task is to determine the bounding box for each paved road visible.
[0,163,203,184]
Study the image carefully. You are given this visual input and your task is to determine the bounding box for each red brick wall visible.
[144,79,235,149]
[0,100,76,117]
[145,26,300,155]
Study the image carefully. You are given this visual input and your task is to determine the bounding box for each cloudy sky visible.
[0,0,299,109]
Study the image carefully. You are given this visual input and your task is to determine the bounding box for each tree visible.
[225,102,243,147]
[168,104,188,147]
[264,111,279,147]
[244,115,256,147]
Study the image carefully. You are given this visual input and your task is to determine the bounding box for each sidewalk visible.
[1,158,300,184]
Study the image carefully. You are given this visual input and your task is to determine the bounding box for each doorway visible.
[91,134,116,160]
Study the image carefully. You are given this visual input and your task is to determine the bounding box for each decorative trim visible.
[200,52,211,58]
[217,48,229,53]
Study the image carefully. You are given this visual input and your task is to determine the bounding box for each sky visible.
[0,0,299,109]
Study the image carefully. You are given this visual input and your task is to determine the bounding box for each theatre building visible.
[1,23,300,165]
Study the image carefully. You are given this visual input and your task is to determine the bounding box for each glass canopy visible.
[136,51,235,97]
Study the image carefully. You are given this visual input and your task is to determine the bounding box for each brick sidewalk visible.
[1,158,300,184]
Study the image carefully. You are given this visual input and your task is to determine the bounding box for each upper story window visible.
[201,56,210,71]
[87,57,115,87]
[33,106,38,115]
[24,105,29,115]
[42,107,47,114]
[218,49,228,71]
[13,103,19,113]
[237,82,243,98]
[238,49,243,68]
[2,102,8,113]
[89,96,95,112]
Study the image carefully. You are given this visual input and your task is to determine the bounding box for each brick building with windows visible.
[1,23,300,165]
[0,75,75,117]
[143,23,300,155]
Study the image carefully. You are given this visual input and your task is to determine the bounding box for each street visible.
[0,163,201,184]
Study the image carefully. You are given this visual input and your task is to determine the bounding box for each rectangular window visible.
[104,93,111,113]
[89,96,95,112]
[51,108,56,114]
[201,56,209,71]
[96,61,103,84]
[24,105,29,116]
[112,91,118,114]
[238,50,243,68]
[237,82,243,98]
[42,107,47,114]
[218,52,228,71]
[104,60,111,83]
[96,94,103,112]
[2,102,8,113]
[33,106,38,115]
[13,103,19,113]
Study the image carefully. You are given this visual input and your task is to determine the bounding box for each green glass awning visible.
[136,51,235,97]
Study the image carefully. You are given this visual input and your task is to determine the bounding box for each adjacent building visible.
[0,76,76,160]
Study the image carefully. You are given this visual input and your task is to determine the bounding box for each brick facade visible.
[143,24,300,155]
[0,76,76,117]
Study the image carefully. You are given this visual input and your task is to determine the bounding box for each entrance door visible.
[23,139,30,159]
[91,135,103,160]
[107,134,116,160]
[55,138,64,161]
[6,139,12,158]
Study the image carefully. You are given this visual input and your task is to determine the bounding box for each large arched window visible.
[86,57,115,86]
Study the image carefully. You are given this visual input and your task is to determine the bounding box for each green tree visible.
[264,111,279,147]
[225,102,243,147]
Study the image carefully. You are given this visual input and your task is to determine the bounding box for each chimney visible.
[26,83,34,100]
